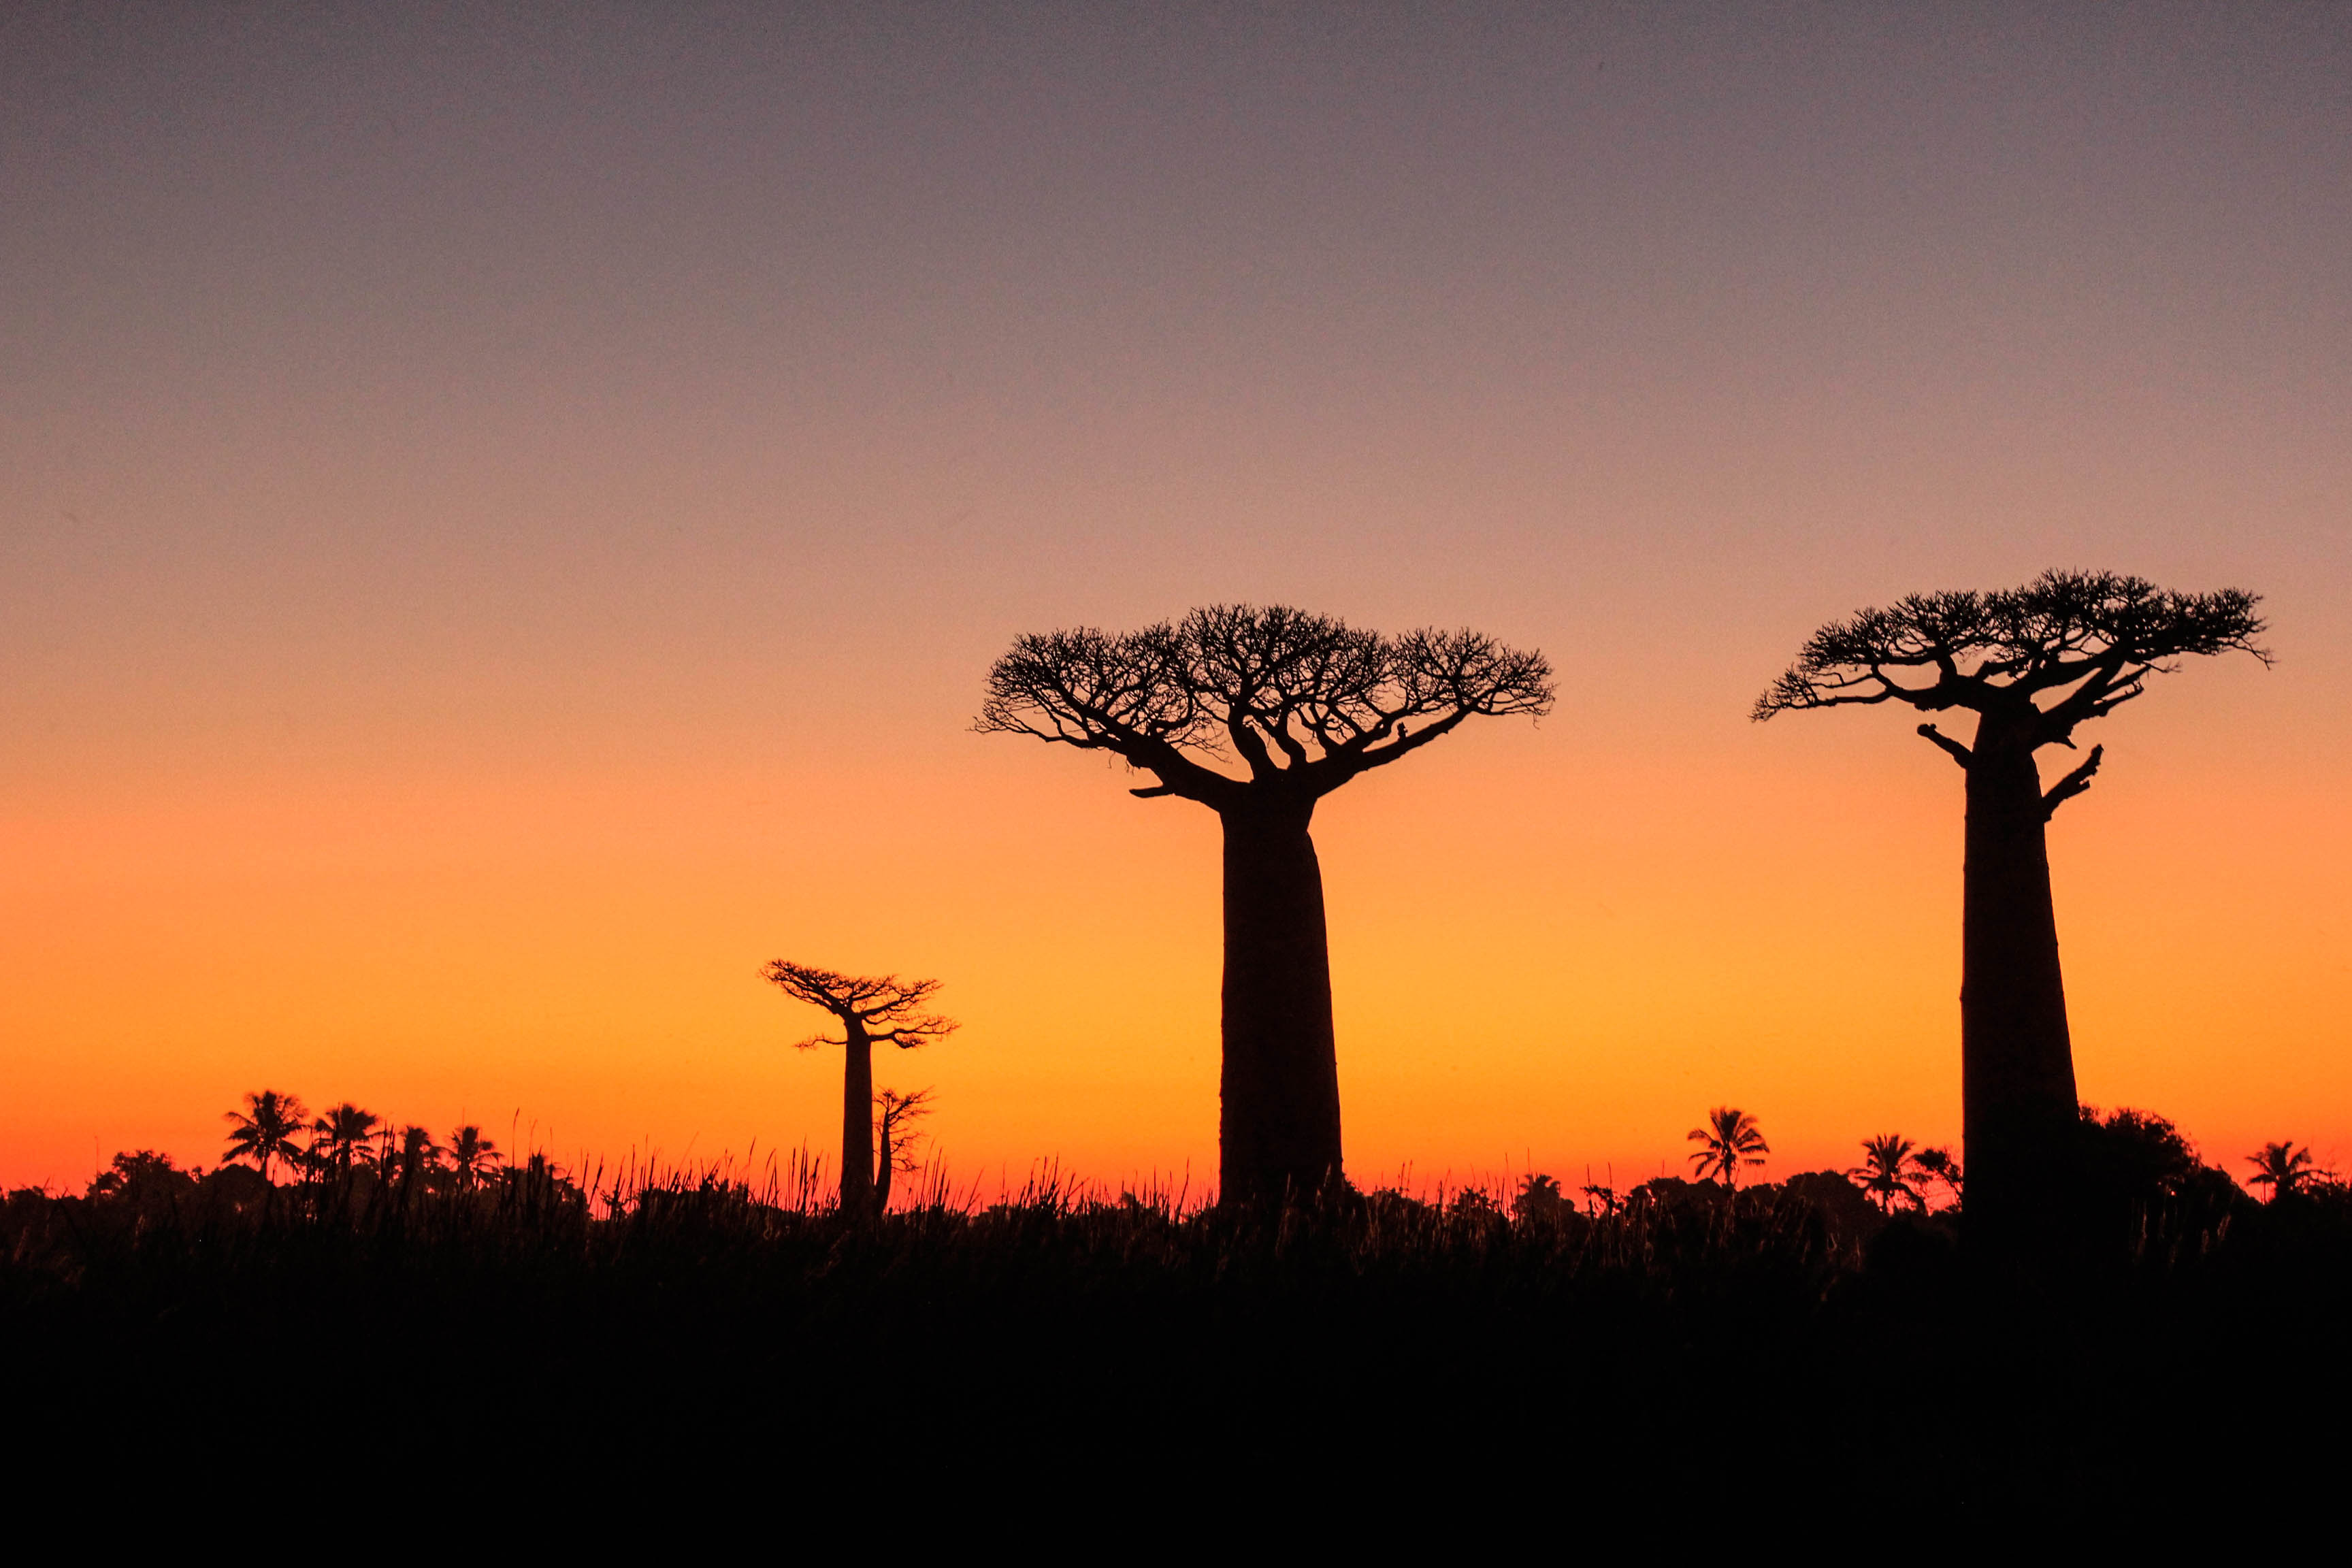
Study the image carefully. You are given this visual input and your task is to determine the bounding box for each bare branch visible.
[1916,723,1973,768]
[2041,745,2105,819]
[760,960,957,1050]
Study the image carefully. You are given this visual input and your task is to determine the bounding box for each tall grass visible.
[9,1155,2350,1497]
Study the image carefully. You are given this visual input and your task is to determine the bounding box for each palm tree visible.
[1512,1173,1567,1222]
[446,1124,502,1190]
[311,1103,380,1179]
[1686,1107,1769,1189]
[2246,1141,2325,1203]
[393,1124,439,1199]
[222,1090,309,1185]
[1850,1134,1927,1213]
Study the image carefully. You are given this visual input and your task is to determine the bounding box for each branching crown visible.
[760,961,957,1051]
[976,603,1554,806]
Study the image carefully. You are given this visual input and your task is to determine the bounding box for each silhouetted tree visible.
[311,1104,380,1181]
[872,1087,934,1213]
[979,604,1553,1203]
[2247,1142,2324,1203]
[1850,1134,1927,1213]
[760,962,956,1215]
[2073,1105,2251,1259]
[393,1125,439,1205]
[1914,1145,1964,1209]
[87,1150,197,1205]
[1687,1107,1769,1188]
[222,1090,309,1185]
[446,1124,502,1190]
[1756,572,2265,1260]
[1580,1165,1620,1217]
[1513,1173,1569,1222]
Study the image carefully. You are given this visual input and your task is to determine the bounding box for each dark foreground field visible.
[9,1158,2351,1513]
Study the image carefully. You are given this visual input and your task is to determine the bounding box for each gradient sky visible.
[5,3,2347,1194]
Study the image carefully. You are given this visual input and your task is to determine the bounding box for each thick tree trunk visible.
[1218,795,1343,1205]
[839,1019,875,1215]
[1960,709,2081,1262]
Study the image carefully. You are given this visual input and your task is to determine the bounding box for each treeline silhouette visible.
[9,1092,2349,1499]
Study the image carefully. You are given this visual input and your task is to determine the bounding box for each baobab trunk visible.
[839,1018,876,1214]
[1218,796,1343,1204]
[1960,709,2082,1262]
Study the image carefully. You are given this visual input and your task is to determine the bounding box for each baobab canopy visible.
[976,604,1554,807]
[1752,570,2268,737]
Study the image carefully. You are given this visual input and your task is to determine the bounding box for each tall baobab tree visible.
[222,1090,309,1185]
[1755,571,2266,1257]
[1687,1107,1769,1188]
[979,604,1552,1205]
[760,962,956,1215]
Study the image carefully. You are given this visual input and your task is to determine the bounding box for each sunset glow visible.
[5,5,2346,1196]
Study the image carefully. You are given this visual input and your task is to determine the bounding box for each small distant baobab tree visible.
[978,604,1553,1204]
[1687,1107,1769,1188]
[872,1087,935,1213]
[1756,571,2266,1258]
[222,1090,309,1185]
[760,962,956,1215]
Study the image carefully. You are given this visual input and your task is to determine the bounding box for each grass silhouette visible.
[10,1136,2351,1502]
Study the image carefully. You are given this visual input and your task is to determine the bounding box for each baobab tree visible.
[977,604,1553,1204]
[1687,1107,1769,1188]
[872,1087,934,1213]
[1755,570,2266,1258]
[760,962,956,1215]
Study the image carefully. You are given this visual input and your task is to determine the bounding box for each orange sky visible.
[4,5,2347,1193]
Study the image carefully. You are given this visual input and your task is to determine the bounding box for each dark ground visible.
[9,1159,2350,1518]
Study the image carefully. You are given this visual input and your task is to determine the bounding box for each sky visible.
[3,1,2347,1196]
